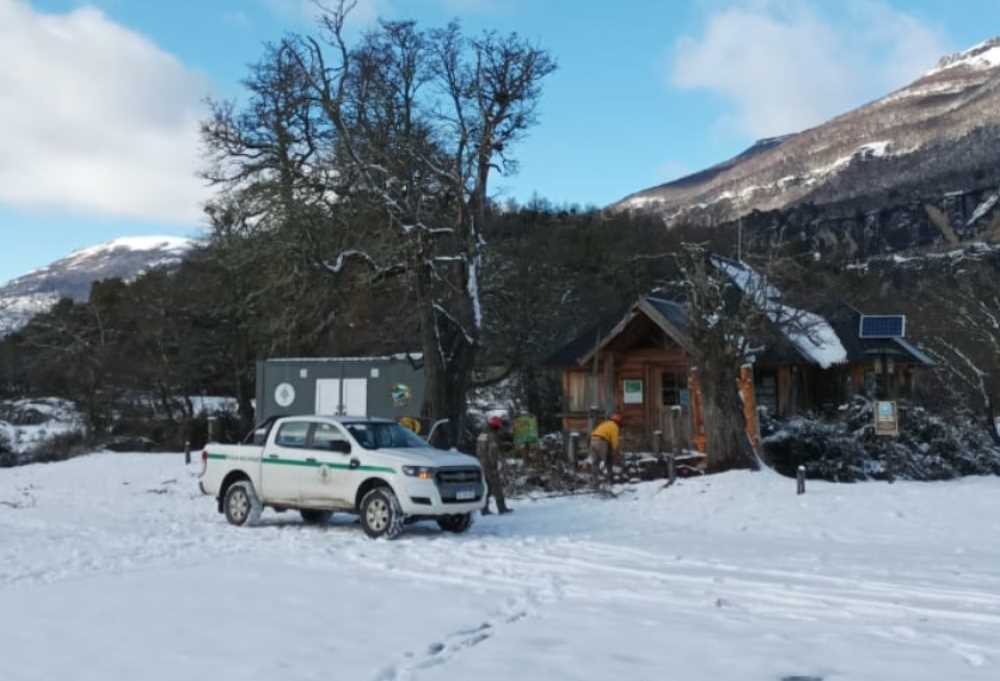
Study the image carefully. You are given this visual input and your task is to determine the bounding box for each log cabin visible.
[546,266,933,453]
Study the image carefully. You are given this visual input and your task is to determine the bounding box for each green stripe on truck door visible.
[208,452,394,474]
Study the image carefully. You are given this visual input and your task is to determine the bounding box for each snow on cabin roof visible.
[711,256,848,369]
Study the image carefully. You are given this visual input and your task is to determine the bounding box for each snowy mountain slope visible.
[2,454,999,680]
[0,236,198,334]
[614,37,1000,229]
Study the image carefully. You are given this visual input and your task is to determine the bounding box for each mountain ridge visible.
[0,236,199,335]
[613,36,1000,232]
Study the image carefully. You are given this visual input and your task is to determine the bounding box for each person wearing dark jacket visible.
[477,416,511,514]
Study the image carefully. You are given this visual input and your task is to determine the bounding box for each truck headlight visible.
[402,466,435,480]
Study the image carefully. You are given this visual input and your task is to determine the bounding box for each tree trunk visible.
[416,259,477,450]
[699,359,754,472]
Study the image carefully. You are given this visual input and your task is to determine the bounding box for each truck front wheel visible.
[360,487,404,540]
[224,481,262,527]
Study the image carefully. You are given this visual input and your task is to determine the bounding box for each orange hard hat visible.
[611,413,623,424]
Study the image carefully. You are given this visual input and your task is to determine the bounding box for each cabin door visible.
[659,367,691,451]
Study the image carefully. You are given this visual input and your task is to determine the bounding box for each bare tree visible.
[201,2,555,443]
[912,250,1000,430]
[675,244,836,471]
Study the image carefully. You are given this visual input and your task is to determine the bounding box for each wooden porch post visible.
[739,364,760,452]
[688,367,707,453]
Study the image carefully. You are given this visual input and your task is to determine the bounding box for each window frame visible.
[274,421,311,449]
[566,372,597,413]
[307,421,350,451]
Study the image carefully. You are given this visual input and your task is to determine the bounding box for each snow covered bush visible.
[25,431,87,465]
[0,429,14,468]
[762,396,1000,481]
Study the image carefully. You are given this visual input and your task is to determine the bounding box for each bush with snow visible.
[762,396,1000,481]
[0,398,86,466]
[0,429,13,468]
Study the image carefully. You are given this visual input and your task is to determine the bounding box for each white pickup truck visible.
[198,415,485,539]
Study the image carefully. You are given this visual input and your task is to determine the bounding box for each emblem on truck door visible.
[275,383,296,408]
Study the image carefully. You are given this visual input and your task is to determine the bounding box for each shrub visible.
[26,430,88,464]
[761,396,1000,481]
[0,430,15,468]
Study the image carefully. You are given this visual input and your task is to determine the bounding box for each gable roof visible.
[543,296,693,368]
[543,318,612,368]
[545,256,935,370]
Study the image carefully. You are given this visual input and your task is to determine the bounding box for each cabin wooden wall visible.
[561,347,692,449]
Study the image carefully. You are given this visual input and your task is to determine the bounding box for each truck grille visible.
[435,467,483,504]
[436,467,482,484]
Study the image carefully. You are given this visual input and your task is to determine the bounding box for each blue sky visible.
[2,0,999,282]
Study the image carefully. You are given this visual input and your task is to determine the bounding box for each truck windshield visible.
[345,422,427,450]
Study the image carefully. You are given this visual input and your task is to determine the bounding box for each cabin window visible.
[661,370,686,407]
[567,373,597,412]
[754,370,778,414]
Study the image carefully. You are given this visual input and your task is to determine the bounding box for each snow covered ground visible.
[2,455,1000,681]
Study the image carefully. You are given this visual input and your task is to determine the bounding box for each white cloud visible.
[671,0,951,139]
[0,1,210,223]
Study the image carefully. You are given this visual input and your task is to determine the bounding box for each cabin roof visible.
[545,257,934,370]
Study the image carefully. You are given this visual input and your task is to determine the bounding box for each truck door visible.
[300,422,355,507]
[261,420,311,504]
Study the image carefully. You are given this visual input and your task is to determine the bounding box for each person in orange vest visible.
[590,413,622,488]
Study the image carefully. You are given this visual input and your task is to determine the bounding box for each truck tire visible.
[224,481,262,527]
[300,509,333,525]
[437,513,474,534]
[360,487,405,540]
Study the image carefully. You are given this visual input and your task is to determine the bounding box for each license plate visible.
[455,489,476,501]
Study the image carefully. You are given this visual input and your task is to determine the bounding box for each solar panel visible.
[859,315,906,339]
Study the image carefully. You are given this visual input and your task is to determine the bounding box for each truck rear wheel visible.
[224,481,262,527]
[437,513,474,534]
[360,487,404,540]
[300,509,333,525]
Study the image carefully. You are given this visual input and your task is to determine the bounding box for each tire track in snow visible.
[370,572,566,681]
[332,534,1000,676]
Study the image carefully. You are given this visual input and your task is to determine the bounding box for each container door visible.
[315,378,368,416]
